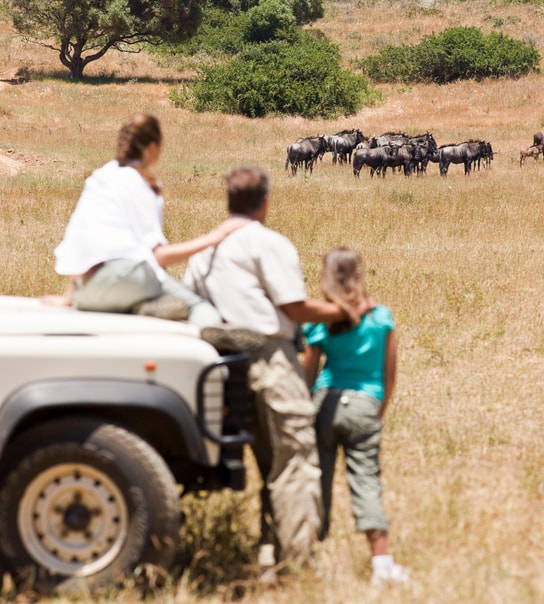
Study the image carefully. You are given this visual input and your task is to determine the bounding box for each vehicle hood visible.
[0,296,201,338]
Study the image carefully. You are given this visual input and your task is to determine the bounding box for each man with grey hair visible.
[184,165,350,571]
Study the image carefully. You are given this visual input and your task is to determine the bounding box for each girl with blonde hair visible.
[302,247,408,586]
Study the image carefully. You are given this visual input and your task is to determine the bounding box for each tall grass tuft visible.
[176,491,258,598]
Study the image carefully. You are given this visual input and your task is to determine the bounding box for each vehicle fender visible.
[0,378,209,464]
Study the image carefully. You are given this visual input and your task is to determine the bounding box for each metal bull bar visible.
[196,352,254,447]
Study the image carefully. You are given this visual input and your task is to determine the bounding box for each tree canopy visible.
[8,0,205,79]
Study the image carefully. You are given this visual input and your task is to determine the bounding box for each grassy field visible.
[1,1,544,602]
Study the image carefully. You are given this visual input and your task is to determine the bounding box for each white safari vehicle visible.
[0,296,253,594]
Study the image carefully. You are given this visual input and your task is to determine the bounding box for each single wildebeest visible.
[520,144,543,167]
[353,145,399,178]
[331,129,365,165]
[471,141,494,171]
[481,141,494,169]
[533,129,544,148]
[285,135,328,175]
[292,135,329,169]
[438,140,486,176]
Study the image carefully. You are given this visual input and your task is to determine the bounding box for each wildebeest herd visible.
[285,128,498,177]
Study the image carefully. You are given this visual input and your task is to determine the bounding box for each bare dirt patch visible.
[0,148,39,175]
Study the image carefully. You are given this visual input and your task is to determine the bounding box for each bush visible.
[484,31,541,77]
[245,0,297,42]
[165,8,249,57]
[290,0,324,25]
[202,0,323,25]
[166,1,323,54]
[361,44,420,84]
[361,26,540,83]
[190,33,380,118]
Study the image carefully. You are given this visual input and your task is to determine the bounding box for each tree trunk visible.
[60,39,86,80]
[69,59,85,80]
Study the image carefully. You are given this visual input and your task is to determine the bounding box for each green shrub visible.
[361,26,540,83]
[190,33,380,118]
[245,0,297,42]
[484,31,541,77]
[203,0,323,25]
[363,44,419,84]
[165,8,249,57]
[290,0,324,25]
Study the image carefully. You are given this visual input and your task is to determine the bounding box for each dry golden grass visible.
[1,1,544,602]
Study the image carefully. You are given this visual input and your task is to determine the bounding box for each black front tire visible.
[0,418,180,594]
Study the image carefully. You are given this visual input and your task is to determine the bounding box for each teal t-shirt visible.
[303,305,395,401]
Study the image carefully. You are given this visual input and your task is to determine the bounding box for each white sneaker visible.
[257,544,277,586]
[258,544,276,568]
[371,555,409,586]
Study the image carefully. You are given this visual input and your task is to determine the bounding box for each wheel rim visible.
[18,463,129,577]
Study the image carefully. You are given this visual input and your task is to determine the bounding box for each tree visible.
[8,0,205,79]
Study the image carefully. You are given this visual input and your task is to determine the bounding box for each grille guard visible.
[196,353,254,447]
